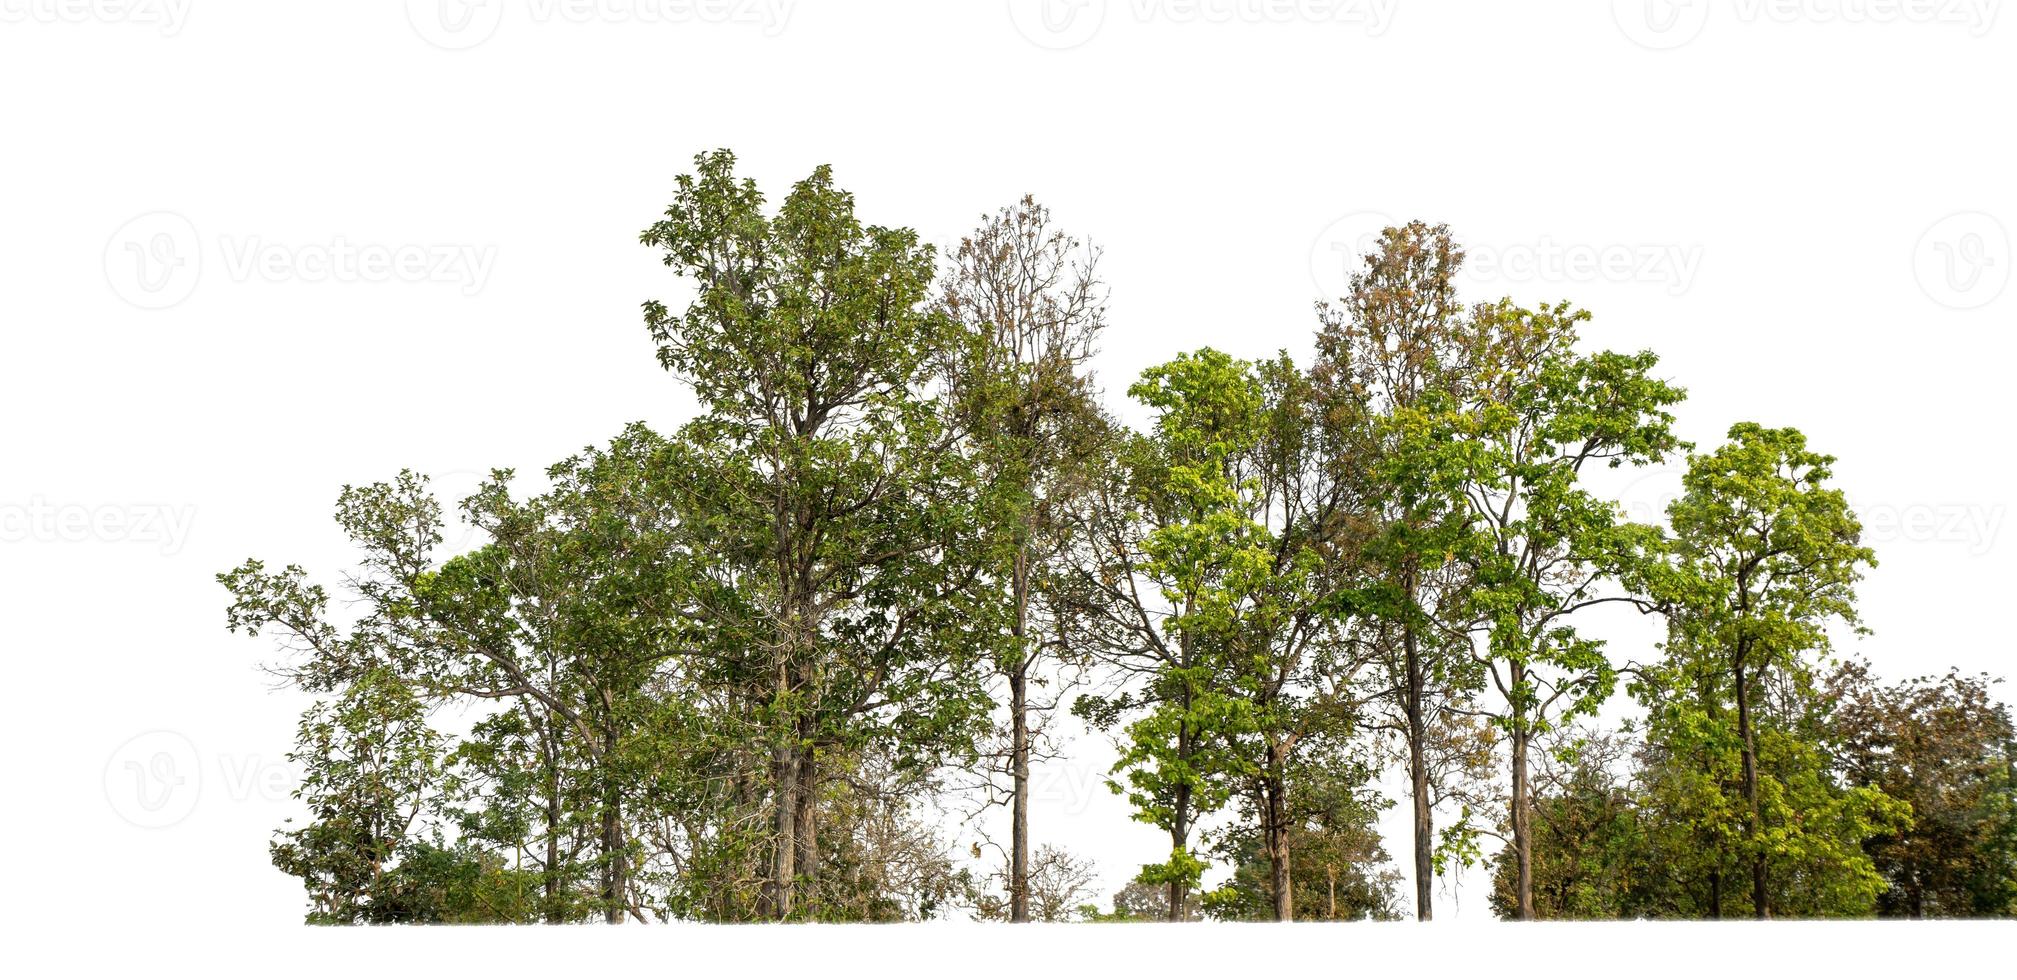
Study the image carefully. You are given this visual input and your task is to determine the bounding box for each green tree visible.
[1204,749,1402,921]
[1314,221,1488,920]
[265,668,449,924]
[1652,422,1892,918]
[1071,347,1367,920]
[640,149,995,919]
[225,427,702,923]
[1440,298,1686,919]
[1830,661,2017,917]
[937,195,1107,921]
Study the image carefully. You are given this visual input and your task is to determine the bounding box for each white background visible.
[3,0,2013,966]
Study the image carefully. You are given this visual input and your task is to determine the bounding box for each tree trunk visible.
[1009,549,1032,923]
[601,778,625,924]
[1735,656,1767,919]
[545,768,562,922]
[794,743,820,912]
[541,722,563,923]
[1404,616,1434,922]
[1264,750,1293,921]
[1509,661,1535,920]
[1167,776,1193,922]
[1010,663,1031,923]
[767,739,800,920]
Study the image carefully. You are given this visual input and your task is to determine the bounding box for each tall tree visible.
[1441,299,1685,919]
[1658,423,1880,918]
[937,195,1107,922]
[1313,221,1483,920]
[1071,348,1364,920]
[1067,350,1257,920]
[640,150,995,919]
[225,426,698,922]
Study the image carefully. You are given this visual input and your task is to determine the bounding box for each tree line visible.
[222,150,2017,924]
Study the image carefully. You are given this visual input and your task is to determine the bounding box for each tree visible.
[938,195,1107,922]
[1087,874,1204,922]
[1440,299,1686,919]
[1313,221,1485,920]
[1070,348,1366,920]
[1830,661,2017,917]
[971,844,1100,922]
[225,425,707,923]
[265,668,450,923]
[1204,749,1403,921]
[1066,350,1258,920]
[640,149,995,919]
[1655,423,1887,918]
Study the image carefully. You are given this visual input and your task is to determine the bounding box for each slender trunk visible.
[1403,611,1433,922]
[1009,550,1032,923]
[1327,865,1338,920]
[545,763,562,922]
[1167,785,1191,922]
[767,738,800,920]
[793,740,820,911]
[1166,645,1196,922]
[1701,665,1722,920]
[1265,745,1293,921]
[1509,660,1535,921]
[1009,664,1031,923]
[601,774,624,924]
[1735,655,1766,919]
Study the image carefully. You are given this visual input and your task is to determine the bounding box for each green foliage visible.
[1203,754,1402,921]
[218,184,2017,925]
[1831,662,2017,917]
